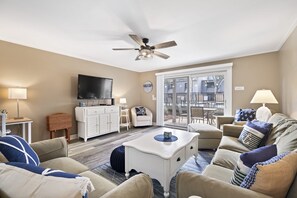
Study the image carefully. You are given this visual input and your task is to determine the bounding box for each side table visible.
[5,117,33,144]
[120,109,130,131]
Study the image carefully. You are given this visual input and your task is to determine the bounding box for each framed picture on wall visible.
[143,81,153,93]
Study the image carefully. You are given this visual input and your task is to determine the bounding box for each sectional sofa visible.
[0,137,154,198]
[177,113,297,198]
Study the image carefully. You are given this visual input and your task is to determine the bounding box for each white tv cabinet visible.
[75,106,120,142]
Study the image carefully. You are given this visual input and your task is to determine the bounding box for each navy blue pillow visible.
[235,109,256,121]
[6,162,80,178]
[135,107,147,116]
[0,135,40,166]
[240,144,277,167]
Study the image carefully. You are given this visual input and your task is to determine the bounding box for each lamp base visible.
[14,117,24,120]
[256,106,272,122]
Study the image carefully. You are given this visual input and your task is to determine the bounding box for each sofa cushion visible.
[188,123,222,139]
[202,164,234,183]
[238,121,271,150]
[40,157,89,174]
[230,145,277,186]
[135,107,147,116]
[266,113,297,145]
[80,170,116,198]
[241,150,297,198]
[218,136,250,153]
[0,163,92,198]
[234,109,256,122]
[211,149,241,170]
[274,124,297,154]
[0,135,40,166]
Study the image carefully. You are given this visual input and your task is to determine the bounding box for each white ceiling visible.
[1,0,297,72]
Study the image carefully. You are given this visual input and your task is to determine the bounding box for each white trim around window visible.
[155,63,233,126]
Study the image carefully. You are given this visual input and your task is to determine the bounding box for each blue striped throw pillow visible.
[230,145,277,186]
[238,120,272,150]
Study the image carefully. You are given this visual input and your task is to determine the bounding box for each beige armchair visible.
[131,106,153,127]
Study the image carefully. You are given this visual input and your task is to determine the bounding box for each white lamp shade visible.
[250,89,278,104]
[119,98,127,104]
[8,88,27,100]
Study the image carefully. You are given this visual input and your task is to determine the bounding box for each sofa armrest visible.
[222,124,244,138]
[216,116,235,129]
[30,137,68,162]
[176,172,272,198]
[101,174,154,198]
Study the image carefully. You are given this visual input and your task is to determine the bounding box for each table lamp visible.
[250,89,278,122]
[8,87,27,119]
[120,98,127,109]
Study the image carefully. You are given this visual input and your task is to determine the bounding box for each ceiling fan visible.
[112,34,177,60]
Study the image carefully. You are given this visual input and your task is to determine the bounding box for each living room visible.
[1,1,297,198]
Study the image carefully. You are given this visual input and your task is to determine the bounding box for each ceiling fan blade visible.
[129,34,145,46]
[112,48,139,50]
[153,51,170,59]
[135,55,141,61]
[152,41,177,49]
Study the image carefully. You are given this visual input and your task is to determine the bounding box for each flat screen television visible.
[77,74,113,99]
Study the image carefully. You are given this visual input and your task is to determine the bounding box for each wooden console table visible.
[6,117,33,144]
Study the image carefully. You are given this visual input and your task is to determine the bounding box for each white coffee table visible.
[123,129,199,197]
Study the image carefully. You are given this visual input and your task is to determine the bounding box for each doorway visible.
[156,63,233,128]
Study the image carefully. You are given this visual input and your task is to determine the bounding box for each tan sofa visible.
[0,137,154,198]
[177,113,297,198]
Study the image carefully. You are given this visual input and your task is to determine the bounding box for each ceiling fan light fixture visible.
[139,49,153,59]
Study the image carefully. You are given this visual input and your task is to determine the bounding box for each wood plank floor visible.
[68,126,175,170]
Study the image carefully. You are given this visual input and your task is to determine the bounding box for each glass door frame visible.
[156,63,233,127]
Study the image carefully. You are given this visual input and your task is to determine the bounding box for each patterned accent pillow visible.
[135,106,147,116]
[240,150,297,198]
[230,145,277,186]
[0,135,40,166]
[238,120,272,150]
[235,109,256,121]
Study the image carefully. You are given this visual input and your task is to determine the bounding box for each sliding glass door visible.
[164,77,189,127]
[163,73,227,128]
[156,63,232,128]
[190,74,225,125]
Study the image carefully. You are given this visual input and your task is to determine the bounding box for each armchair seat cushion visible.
[40,157,89,174]
[136,116,151,121]
[218,136,250,153]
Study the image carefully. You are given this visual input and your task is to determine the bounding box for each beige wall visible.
[2,25,296,141]
[279,26,297,119]
[0,41,141,142]
[140,52,281,118]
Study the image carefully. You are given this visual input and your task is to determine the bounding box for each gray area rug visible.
[92,150,214,198]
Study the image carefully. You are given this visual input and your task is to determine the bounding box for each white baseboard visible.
[70,134,78,140]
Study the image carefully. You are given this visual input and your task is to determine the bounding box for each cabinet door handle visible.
[177,157,181,162]
[190,146,193,150]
